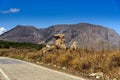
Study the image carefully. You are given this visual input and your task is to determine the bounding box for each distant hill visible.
[0,25,44,43]
[0,23,120,50]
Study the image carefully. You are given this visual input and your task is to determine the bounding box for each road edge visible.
[1,57,87,80]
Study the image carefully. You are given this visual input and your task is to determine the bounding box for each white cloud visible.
[0,8,20,14]
[0,27,7,35]
[10,8,20,13]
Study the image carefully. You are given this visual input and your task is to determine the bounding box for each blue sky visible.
[0,0,120,34]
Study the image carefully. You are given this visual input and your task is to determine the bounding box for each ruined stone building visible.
[70,41,78,50]
[54,34,66,49]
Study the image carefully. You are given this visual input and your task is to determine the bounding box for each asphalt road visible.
[0,57,86,80]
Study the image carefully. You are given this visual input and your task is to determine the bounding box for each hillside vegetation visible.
[0,41,120,79]
[0,40,45,50]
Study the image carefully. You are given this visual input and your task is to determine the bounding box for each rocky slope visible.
[0,25,44,43]
[0,23,120,50]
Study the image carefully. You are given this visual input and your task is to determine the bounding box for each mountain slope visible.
[0,25,44,43]
[0,23,120,50]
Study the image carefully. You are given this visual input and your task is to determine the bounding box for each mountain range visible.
[0,23,120,50]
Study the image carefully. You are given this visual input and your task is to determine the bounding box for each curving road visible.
[0,57,86,80]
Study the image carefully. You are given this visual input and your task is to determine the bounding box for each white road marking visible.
[0,68,10,80]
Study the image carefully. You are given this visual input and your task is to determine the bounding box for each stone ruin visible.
[42,34,79,53]
[54,34,66,49]
[42,34,66,53]
[70,41,78,50]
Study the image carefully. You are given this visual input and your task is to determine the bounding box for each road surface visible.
[0,57,86,80]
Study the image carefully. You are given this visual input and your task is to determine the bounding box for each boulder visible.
[89,72,104,79]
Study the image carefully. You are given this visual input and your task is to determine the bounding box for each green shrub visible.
[0,40,45,50]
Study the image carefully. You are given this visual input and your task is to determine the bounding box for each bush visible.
[109,53,120,68]
[69,57,80,70]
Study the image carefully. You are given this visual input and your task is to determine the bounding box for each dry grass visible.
[0,48,120,79]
